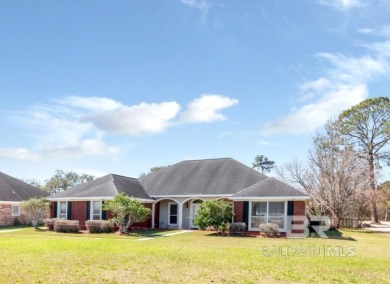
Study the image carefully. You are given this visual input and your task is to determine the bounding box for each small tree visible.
[194,200,232,234]
[103,193,151,234]
[252,155,275,174]
[21,198,49,229]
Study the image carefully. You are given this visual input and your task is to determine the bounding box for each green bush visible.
[44,218,58,231]
[259,223,280,238]
[86,220,114,233]
[53,220,80,233]
[194,200,232,234]
[230,222,246,233]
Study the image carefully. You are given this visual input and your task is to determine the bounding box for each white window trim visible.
[168,202,178,226]
[58,201,68,220]
[90,201,102,221]
[248,201,287,232]
[12,205,20,216]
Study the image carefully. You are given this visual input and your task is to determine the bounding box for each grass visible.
[0,227,389,283]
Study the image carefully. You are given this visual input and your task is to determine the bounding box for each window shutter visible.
[243,201,249,227]
[67,202,72,220]
[102,201,107,220]
[86,201,90,220]
[287,201,294,216]
[53,202,57,218]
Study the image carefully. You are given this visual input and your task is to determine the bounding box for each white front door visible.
[190,203,202,228]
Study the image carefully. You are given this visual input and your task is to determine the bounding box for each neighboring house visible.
[47,158,309,232]
[0,172,49,226]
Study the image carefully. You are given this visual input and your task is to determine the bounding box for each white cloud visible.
[358,26,390,38]
[262,37,390,135]
[181,0,210,23]
[317,52,389,83]
[45,139,119,158]
[59,96,123,111]
[262,84,367,134]
[181,0,209,11]
[82,102,181,136]
[6,94,237,160]
[317,0,366,10]
[0,148,40,162]
[180,94,238,123]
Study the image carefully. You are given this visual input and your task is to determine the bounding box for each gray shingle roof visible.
[0,172,49,202]
[138,158,269,196]
[232,177,308,198]
[48,174,152,200]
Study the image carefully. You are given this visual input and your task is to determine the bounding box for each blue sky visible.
[1,0,390,182]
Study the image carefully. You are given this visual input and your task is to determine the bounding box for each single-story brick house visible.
[47,158,309,232]
[0,172,49,226]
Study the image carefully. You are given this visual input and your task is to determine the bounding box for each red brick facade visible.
[233,201,244,222]
[293,201,306,216]
[50,201,153,230]
[72,201,88,229]
[0,203,43,226]
[0,204,26,226]
[292,201,306,234]
[129,203,152,229]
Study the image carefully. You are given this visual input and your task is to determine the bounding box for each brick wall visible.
[71,201,88,229]
[292,201,306,234]
[130,203,152,229]
[233,201,244,222]
[0,204,30,226]
[293,201,306,216]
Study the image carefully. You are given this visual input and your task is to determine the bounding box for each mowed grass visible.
[0,228,389,283]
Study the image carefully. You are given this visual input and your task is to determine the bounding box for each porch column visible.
[151,203,156,229]
[178,203,183,230]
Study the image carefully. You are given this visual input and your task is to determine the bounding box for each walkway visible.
[137,230,192,241]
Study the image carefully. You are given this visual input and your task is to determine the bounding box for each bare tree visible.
[277,120,370,228]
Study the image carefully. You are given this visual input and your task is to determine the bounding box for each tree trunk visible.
[368,153,379,223]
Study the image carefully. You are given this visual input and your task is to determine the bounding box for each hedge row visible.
[44,219,79,233]
[44,219,114,234]
[86,220,113,233]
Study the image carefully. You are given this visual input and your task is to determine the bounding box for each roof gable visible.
[48,174,152,200]
[0,172,49,202]
[232,177,308,198]
[138,158,269,196]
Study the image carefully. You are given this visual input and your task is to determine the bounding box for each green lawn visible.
[0,227,389,283]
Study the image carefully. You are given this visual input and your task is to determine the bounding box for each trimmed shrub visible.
[54,220,80,233]
[44,218,58,231]
[259,223,280,238]
[230,222,246,233]
[86,220,114,233]
[217,223,230,234]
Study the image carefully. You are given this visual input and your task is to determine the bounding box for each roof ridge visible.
[233,177,272,196]
[111,174,139,181]
[181,157,232,162]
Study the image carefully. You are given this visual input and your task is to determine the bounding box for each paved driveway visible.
[363,221,390,233]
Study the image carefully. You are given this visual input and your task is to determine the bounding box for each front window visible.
[12,205,20,216]
[251,201,285,230]
[268,202,285,229]
[59,201,67,219]
[92,201,102,220]
[168,203,178,225]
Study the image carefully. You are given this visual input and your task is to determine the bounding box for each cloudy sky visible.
[1,0,390,181]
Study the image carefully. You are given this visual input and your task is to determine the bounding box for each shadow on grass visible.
[205,232,257,238]
[308,229,357,241]
[125,229,178,238]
